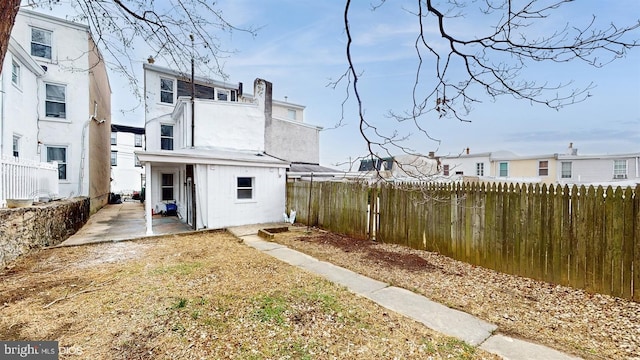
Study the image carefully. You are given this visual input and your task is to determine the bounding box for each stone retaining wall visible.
[0,197,90,268]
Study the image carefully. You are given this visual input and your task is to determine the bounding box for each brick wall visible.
[0,197,90,268]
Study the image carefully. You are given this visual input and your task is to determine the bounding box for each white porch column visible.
[145,162,153,235]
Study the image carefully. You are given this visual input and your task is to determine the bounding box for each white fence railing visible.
[0,155,59,207]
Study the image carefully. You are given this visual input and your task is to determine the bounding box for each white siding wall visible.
[191,100,264,152]
[558,157,640,184]
[1,47,41,161]
[203,164,286,229]
[13,11,92,198]
[111,131,145,193]
[441,155,491,176]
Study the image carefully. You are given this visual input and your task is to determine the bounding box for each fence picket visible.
[287,180,639,301]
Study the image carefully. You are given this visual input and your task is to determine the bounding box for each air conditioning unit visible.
[614,174,627,179]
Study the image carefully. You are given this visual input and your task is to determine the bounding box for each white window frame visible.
[237,177,254,200]
[442,164,450,176]
[110,151,117,166]
[161,173,174,201]
[110,132,117,145]
[287,109,297,120]
[44,83,67,119]
[11,60,20,88]
[160,124,174,150]
[160,77,174,104]
[561,162,572,179]
[134,134,143,147]
[12,135,20,158]
[216,88,231,101]
[498,162,509,177]
[538,160,549,177]
[613,160,627,179]
[46,145,67,181]
[31,27,52,60]
[475,162,484,176]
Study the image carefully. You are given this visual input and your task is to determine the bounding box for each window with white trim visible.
[161,173,174,200]
[45,83,66,118]
[475,162,484,176]
[110,132,117,145]
[443,164,450,176]
[11,61,20,87]
[31,27,52,59]
[160,125,174,150]
[47,146,67,180]
[613,160,627,179]
[538,160,549,176]
[110,151,117,166]
[499,162,509,177]
[216,88,230,101]
[134,134,143,147]
[160,78,174,104]
[288,109,297,120]
[12,135,20,158]
[561,162,572,179]
[237,177,253,199]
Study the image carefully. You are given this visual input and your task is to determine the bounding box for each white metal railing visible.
[0,155,59,207]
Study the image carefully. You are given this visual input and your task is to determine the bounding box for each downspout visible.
[190,34,195,148]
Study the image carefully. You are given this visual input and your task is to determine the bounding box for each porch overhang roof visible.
[135,148,290,168]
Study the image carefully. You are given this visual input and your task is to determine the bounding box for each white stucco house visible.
[137,63,328,233]
[3,10,112,213]
[110,124,145,194]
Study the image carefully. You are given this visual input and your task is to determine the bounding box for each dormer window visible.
[288,109,297,120]
[31,28,52,59]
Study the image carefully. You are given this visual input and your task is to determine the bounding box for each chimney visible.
[566,142,578,155]
[466,147,470,155]
[428,151,435,159]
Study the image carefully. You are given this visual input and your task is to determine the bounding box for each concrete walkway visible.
[57,201,193,247]
[55,205,580,359]
[227,226,582,360]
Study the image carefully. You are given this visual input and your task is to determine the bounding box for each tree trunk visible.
[0,0,21,76]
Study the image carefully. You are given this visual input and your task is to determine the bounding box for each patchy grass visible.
[0,232,499,359]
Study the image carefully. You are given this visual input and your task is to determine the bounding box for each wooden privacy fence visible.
[286,181,640,301]
[286,181,369,240]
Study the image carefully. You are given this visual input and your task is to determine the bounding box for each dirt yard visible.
[271,226,640,360]
[0,231,499,359]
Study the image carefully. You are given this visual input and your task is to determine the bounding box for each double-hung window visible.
[161,174,174,200]
[45,83,66,118]
[498,162,509,177]
[538,161,549,176]
[237,177,253,200]
[160,125,174,150]
[11,61,20,87]
[160,78,174,104]
[561,162,572,179]
[288,109,297,120]
[134,134,143,147]
[12,135,20,158]
[476,163,484,176]
[47,146,67,180]
[110,151,117,166]
[443,164,450,176]
[110,132,117,145]
[613,160,627,179]
[31,28,52,59]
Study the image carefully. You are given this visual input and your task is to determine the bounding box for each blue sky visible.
[42,0,640,169]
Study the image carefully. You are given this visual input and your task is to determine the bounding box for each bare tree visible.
[1,0,257,99]
[341,0,639,178]
[0,0,22,70]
